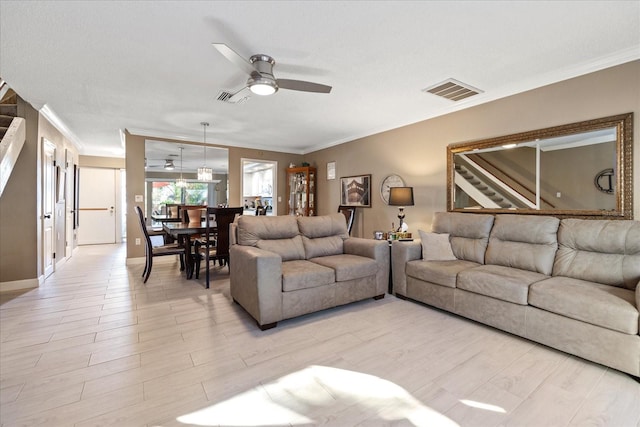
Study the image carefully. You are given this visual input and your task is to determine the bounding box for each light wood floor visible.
[1,244,639,427]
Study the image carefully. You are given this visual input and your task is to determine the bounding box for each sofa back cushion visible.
[431,212,494,264]
[298,214,349,259]
[553,219,640,290]
[236,215,305,261]
[485,214,559,275]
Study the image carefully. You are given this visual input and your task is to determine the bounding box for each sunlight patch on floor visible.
[459,399,506,413]
[176,365,460,426]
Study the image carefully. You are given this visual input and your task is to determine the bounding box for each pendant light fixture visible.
[197,122,213,181]
[176,146,187,188]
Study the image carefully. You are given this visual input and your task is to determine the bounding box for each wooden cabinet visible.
[286,166,316,216]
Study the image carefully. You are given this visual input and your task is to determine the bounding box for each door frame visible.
[78,166,122,244]
[240,158,278,215]
[41,138,56,279]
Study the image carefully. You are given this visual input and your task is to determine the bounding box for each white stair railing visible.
[0,117,26,198]
[457,154,537,209]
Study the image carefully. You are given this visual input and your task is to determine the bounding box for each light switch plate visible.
[135,195,144,202]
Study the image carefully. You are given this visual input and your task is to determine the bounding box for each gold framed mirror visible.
[447,113,633,219]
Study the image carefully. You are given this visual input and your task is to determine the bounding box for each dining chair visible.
[193,206,243,288]
[255,206,267,215]
[180,205,207,223]
[184,208,205,223]
[135,206,187,283]
[338,205,356,235]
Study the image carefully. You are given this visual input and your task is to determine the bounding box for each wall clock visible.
[380,174,405,204]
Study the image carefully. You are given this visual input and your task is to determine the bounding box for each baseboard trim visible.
[0,278,39,292]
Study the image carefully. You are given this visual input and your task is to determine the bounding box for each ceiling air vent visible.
[216,90,249,104]
[423,79,483,101]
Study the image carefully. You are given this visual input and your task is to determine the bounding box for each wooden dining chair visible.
[338,205,356,235]
[135,206,187,283]
[255,206,267,215]
[193,207,243,288]
[180,205,207,223]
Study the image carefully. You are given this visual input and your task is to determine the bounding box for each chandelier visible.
[197,122,213,181]
[176,146,187,188]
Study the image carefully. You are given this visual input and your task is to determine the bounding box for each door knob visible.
[44,214,51,219]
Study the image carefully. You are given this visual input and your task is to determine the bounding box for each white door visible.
[42,140,56,278]
[78,167,116,245]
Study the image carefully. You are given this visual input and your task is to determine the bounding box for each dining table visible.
[151,213,183,223]
[162,221,216,279]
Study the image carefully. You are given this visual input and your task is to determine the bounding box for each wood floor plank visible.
[1,243,638,426]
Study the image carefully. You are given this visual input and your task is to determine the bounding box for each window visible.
[149,181,209,214]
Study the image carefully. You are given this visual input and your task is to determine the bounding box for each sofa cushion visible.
[310,254,377,282]
[237,215,299,243]
[302,235,344,259]
[485,214,559,275]
[458,265,548,305]
[258,236,306,261]
[297,214,349,239]
[553,219,640,290]
[406,259,479,288]
[281,260,335,292]
[418,230,456,261]
[237,215,305,261]
[432,212,494,264]
[298,214,348,259]
[529,276,638,335]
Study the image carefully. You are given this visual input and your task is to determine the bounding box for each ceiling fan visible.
[212,43,332,102]
[145,159,175,170]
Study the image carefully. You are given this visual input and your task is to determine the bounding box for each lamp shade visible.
[388,187,414,206]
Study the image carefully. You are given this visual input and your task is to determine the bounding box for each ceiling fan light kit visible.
[164,159,175,170]
[249,77,277,95]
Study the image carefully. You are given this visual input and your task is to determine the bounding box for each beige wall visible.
[80,155,125,169]
[0,98,79,287]
[126,61,638,256]
[307,60,640,238]
[125,132,146,259]
[228,148,303,211]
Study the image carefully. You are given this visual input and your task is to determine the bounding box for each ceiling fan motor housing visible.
[248,54,278,94]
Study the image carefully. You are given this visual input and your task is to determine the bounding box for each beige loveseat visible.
[392,212,640,377]
[230,213,389,330]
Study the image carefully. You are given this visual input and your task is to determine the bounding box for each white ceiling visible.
[1,1,638,158]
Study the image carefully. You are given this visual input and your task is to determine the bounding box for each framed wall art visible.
[340,174,371,207]
[327,161,336,180]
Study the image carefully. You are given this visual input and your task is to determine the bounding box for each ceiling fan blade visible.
[228,86,251,104]
[277,79,332,94]
[212,43,259,78]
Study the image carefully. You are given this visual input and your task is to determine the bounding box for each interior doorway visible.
[241,159,277,216]
[78,167,119,245]
[42,139,56,279]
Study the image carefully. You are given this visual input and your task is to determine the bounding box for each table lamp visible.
[389,187,414,232]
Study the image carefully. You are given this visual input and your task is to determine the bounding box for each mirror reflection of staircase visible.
[0,83,17,140]
[0,79,27,198]
[455,162,513,208]
[454,153,540,210]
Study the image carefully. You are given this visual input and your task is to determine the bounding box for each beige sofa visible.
[230,213,389,330]
[392,212,640,377]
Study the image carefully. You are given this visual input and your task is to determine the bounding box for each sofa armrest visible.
[344,237,390,296]
[391,240,422,296]
[229,245,283,326]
